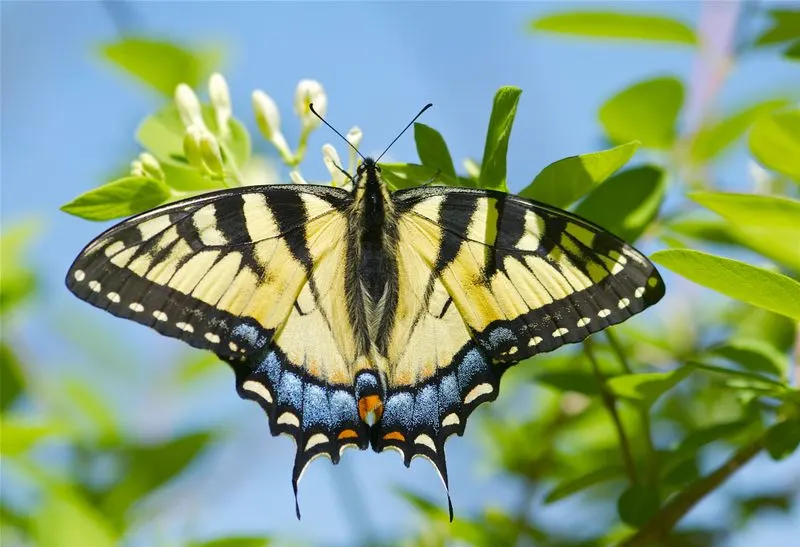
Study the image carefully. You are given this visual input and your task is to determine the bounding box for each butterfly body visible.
[66,158,664,519]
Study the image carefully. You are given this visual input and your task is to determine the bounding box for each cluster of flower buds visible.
[130,152,165,181]
[175,79,230,179]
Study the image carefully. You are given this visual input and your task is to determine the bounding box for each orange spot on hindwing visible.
[383,431,405,442]
[358,395,384,424]
[337,429,359,440]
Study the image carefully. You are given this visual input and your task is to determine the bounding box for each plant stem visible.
[620,431,767,547]
[584,340,639,485]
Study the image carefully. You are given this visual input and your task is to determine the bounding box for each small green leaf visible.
[652,249,800,321]
[686,361,785,389]
[479,86,522,191]
[679,419,755,454]
[63,380,120,443]
[749,109,800,179]
[33,491,118,547]
[544,466,624,504]
[618,485,660,527]
[706,339,788,378]
[531,12,697,45]
[574,165,665,242]
[765,419,800,460]
[60,177,171,221]
[99,38,221,96]
[380,162,458,191]
[689,100,788,162]
[785,39,800,60]
[520,141,638,208]
[535,371,601,395]
[599,77,684,149]
[607,367,692,409]
[755,10,800,46]
[0,417,58,456]
[414,123,457,181]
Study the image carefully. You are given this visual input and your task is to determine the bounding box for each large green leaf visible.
[755,10,800,46]
[99,38,221,96]
[748,109,800,179]
[531,12,697,45]
[478,86,521,192]
[689,192,800,270]
[414,123,457,181]
[652,249,800,321]
[60,177,171,221]
[33,491,118,547]
[574,165,665,242]
[520,141,638,208]
[689,100,788,162]
[607,367,692,409]
[599,77,684,149]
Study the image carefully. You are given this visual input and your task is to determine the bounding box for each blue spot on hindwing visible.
[438,372,460,414]
[302,384,331,427]
[329,390,357,428]
[382,392,413,429]
[412,385,438,429]
[256,350,282,385]
[278,372,303,408]
[232,323,269,351]
[457,348,489,393]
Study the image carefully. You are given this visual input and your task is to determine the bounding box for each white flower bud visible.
[183,125,206,171]
[130,159,145,177]
[209,73,232,137]
[175,84,205,129]
[322,144,347,186]
[138,152,164,181]
[199,131,225,175]
[289,170,307,184]
[294,79,327,129]
[252,90,281,141]
[346,126,363,149]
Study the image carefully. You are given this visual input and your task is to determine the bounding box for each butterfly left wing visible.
[374,186,665,513]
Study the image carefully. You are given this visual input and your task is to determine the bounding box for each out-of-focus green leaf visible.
[679,419,755,454]
[663,457,699,486]
[785,39,800,60]
[663,216,741,246]
[689,100,788,162]
[0,417,59,456]
[63,380,120,444]
[190,538,271,547]
[414,123,457,181]
[137,104,250,171]
[0,221,39,315]
[177,352,223,383]
[705,339,787,378]
[463,158,481,180]
[33,490,117,547]
[618,485,660,527]
[687,361,786,389]
[607,367,692,409]
[748,109,800,179]
[530,12,697,44]
[161,159,223,192]
[738,494,794,520]
[99,38,222,96]
[60,177,171,221]
[733,308,797,353]
[599,77,684,149]
[652,249,800,321]
[535,371,601,395]
[520,141,638,208]
[574,165,665,242]
[379,162,458,190]
[0,343,24,410]
[755,10,800,46]
[544,465,624,503]
[479,86,521,192]
[765,419,800,460]
[101,433,210,520]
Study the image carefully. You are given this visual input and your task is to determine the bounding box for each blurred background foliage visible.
[2,2,800,546]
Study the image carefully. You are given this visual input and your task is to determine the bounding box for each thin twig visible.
[620,431,767,547]
[584,340,639,485]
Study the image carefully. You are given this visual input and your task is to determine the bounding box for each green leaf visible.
[755,10,800,46]
[573,165,665,242]
[99,38,221,96]
[535,371,601,395]
[599,77,684,149]
[679,419,755,454]
[137,105,250,171]
[765,419,800,460]
[0,343,24,410]
[663,458,699,486]
[749,109,800,179]
[689,99,788,162]
[190,538,271,547]
[618,485,660,527]
[0,417,59,456]
[520,141,638,208]
[686,361,786,390]
[705,339,788,378]
[63,380,120,443]
[664,216,742,246]
[0,220,39,315]
[379,162,458,191]
[60,177,171,221]
[531,12,697,45]
[161,159,222,191]
[544,465,624,504]
[785,39,800,60]
[414,123,457,181]
[651,249,800,321]
[607,367,692,409]
[479,86,522,191]
[33,491,118,547]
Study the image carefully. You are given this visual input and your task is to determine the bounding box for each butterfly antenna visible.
[309,103,366,162]
[376,103,433,163]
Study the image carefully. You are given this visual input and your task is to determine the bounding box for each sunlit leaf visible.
[599,77,684,149]
[161,159,223,192]
[531,12,697,45]
[689,100,788,162]
[748,109,800,179]
[544,465,624,503]
[379,162,458,190]
[414,123,457,181]
[99,37,222,96]
[755,10,800,46]
[520,141,638,208]
[33,490,118,547]
[479,86,521,191]
[0,417,59,456]
[607,367,692,409]
[652,249,800,321]
[574,165,665,242]
[663,216,741,246]
[60,177,171,221]
[705,339,788,378]
[765,419,800,460]
[618,485,660,527]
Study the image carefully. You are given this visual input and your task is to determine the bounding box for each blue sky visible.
[2,1,799,545]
